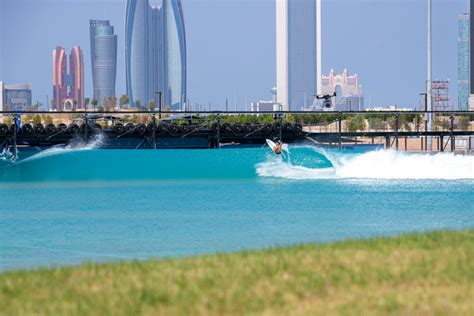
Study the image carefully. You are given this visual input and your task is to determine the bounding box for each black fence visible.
[1,110,473,159]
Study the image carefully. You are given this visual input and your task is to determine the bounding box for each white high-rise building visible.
[276,0,321,111]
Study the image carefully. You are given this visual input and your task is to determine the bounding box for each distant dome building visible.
[321,68,364,111]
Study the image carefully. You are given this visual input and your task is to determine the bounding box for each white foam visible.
[257,149,474,180]
[336,150,474,180]
[18,133,105,163]
[256,158,334,180]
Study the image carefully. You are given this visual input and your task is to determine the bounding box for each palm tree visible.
[119,95,129,109]
[149,100,156,112]
[91,98,98,110]
[110,96,117,110]
[84,98,90,111]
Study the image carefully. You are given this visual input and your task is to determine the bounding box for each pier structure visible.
[1,110,473,161]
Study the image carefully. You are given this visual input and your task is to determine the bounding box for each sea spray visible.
[18,133,105,164]
[335,150,474,180]
[256,147,474,180]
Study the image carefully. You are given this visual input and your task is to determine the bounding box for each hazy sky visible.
[0,0,469,110]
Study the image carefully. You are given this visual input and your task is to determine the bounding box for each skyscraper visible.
[52,46,84,111]
[126,0,152,107]
[471,0,474,96]
[276,0,320,111]
[90,20,118,105]
[125,0,186,110]
[458,13,469,111]
[52,46,67,110]
[163,0,187,110]
[70,46,85,109]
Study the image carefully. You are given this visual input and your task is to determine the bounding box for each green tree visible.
[149,100,156,111]
[135,100,141,110]
[22,114,33,124]
[4,117,13,126]
[42,115,53,125]
[346,115,365,132]
[91,98,98,110]
[32,114,42,125]
[110,96,117,110]
[103,97,112,112]
[368,117,386,131]
[458,115,470,130]
[119,95,129,109]
[84,98,90,111]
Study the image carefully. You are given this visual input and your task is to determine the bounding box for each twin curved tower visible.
[126,0,186,110]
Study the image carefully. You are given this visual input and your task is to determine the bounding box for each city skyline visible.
[0,0,469,110]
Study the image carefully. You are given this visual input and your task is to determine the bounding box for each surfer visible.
[273,140,283,155]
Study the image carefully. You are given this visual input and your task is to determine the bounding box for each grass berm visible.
[1,229,473,315]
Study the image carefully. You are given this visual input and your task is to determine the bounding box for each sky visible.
[0,0,469,110]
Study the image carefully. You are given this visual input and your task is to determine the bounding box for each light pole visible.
[155,91,162,119]
[420,92,428,150]
[426,0,433,150]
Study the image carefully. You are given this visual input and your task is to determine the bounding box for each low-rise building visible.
[365,105,414,112]
[0,81,32,112]
[251,100,279,112]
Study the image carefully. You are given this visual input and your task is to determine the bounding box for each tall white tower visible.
[276,0,320,111]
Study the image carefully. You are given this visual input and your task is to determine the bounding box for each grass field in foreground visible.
[1,230,473,315]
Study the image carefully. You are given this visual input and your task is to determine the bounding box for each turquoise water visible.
[0,145,473,271]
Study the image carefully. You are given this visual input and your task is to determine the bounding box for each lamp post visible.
[420,92,428,151]
[426,0,433,150]
[155,91,162,119]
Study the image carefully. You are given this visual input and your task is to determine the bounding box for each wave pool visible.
[0,145,473,271]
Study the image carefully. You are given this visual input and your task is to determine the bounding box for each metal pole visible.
[424,120,428,151]
[338,113,342,149]
[394,113,399,150]
[217,114,221,149]
[152,115,157,149]
[426,0,433,150]
[450,114,455,152]
[84,114,89,143]
[279,116,283,141]
[158,92,162,119]
[12,114,18,160]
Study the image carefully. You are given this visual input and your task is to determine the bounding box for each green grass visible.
[1,230,473,315]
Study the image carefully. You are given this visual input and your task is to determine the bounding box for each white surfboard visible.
[266,139,289,154]
[266,139,276,151]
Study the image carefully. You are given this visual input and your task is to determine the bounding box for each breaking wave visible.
[18,134,105,164]
[257,148,474,180]
[1,143,473,182]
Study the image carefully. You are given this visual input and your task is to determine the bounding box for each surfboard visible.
[266,139,276,151]
[266,139,288,156]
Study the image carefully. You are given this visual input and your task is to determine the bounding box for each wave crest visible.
[257,149,474,180]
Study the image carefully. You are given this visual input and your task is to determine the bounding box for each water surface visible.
[1,146,473,271]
